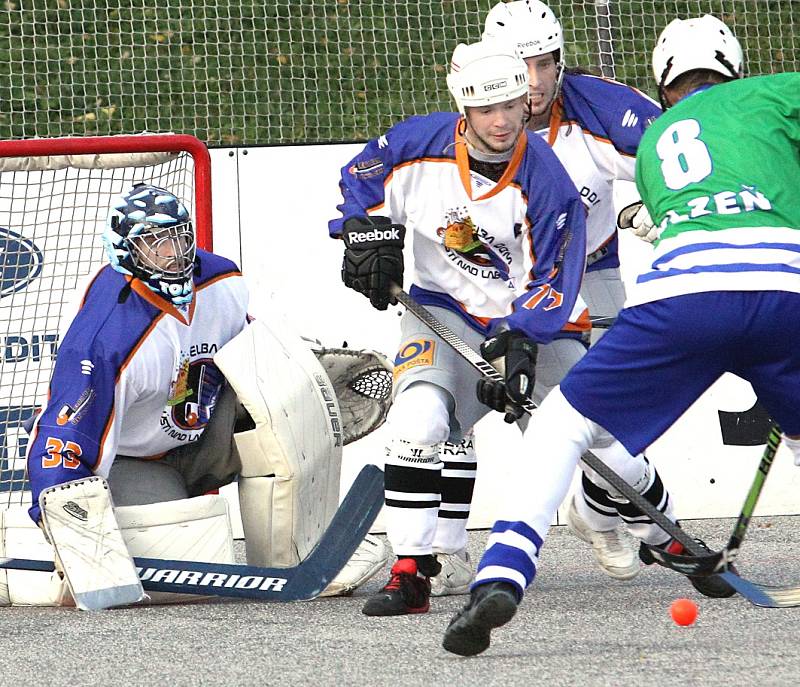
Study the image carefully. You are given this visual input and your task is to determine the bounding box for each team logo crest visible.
[436,211,511,281]
[167,355,224,430]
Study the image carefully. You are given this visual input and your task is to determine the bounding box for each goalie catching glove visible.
[477,330,538,423]
[617,201,658,243]
[341,216,405,310]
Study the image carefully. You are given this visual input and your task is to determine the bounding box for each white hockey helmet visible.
[652,15,744,88]
[482,0,564,60]
[447,39,530,114]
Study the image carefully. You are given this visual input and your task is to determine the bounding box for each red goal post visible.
[0,133,213,510]
[0,134,213,249]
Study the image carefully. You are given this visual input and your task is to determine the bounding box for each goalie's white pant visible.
[474,387,677,592]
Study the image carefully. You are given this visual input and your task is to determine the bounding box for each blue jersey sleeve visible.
[26,336,118,523]
[497,135,588,342]
[328,113,459,237]
[561,73,662,156]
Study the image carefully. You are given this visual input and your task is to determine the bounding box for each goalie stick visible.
[0,463,384,603]
[589,315,616,329]
[389,285,795,608]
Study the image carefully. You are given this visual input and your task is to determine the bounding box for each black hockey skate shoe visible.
[442,581,520,657]
[639,536,738,598]
[361,556,440,616]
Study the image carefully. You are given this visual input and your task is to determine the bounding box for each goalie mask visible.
[652,15,743,104]
[482,0,565,101]
[446,39,530,114]
[104,184,196,305]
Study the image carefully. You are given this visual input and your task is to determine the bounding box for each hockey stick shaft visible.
[389,286,696,547]
[0,464,385,602]
[727,425,781,551]
[589,315,616,329]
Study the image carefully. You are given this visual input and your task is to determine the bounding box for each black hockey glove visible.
[341,216,406,311]
[477,330,538,424]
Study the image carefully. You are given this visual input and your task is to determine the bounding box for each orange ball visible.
[670,598,698,626]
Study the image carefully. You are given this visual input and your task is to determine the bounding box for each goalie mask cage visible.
[0,133,212,511]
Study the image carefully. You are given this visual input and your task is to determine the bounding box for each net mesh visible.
[0,1,796,146]
[0,144,199,509]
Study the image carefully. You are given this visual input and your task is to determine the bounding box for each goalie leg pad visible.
[40,476,144,611]
[0,509,67,607]
[237,475,300,568]
[116,494,235,604]
[214,317,343,566]
[0,494,233,606]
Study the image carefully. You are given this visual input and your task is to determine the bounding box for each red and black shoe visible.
[639,537,737,598]
[361,556,439,616]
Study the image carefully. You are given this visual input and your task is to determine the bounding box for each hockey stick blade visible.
[388,286,793,607]
[637,424,781,578]
[0,464,384,603]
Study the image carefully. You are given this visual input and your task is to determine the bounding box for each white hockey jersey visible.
[330,112,588,343]
[536,73,661,271]
[27,250,249,522]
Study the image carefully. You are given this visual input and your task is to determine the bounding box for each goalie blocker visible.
[213,314,390,596]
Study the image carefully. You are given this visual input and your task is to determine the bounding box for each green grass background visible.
[0,1,797,145]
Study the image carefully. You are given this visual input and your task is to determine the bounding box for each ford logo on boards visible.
[0,227,43,298]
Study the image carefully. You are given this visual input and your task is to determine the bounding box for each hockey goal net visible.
[0,133,212,512]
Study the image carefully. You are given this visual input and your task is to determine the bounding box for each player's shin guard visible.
[363,437,442,616]
[612,457,677,545]
[383,438,442,554]
[581,445,676,546]
[434,430,475,552]
[576,471,625,531]
[431,431,476,596]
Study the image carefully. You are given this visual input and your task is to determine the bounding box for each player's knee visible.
[535,386,599,444]
[387,382,451,445]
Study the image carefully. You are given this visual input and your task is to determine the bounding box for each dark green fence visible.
[0,1,796,145]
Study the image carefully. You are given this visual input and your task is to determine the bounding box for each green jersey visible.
[630,73,800,306]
